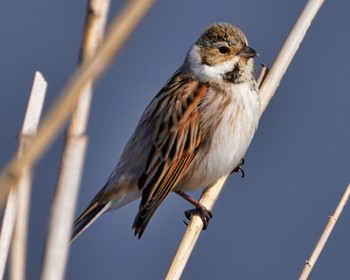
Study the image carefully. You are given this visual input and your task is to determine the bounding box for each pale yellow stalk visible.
[40,1,110,280]
[0,72,47,280]
[299,182,350,280]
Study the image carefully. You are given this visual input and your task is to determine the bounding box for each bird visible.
[72,22,260,240]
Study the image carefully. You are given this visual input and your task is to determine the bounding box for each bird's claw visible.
[231,158,245,178]
[184,207,213,230]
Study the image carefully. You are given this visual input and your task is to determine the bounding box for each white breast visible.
[180,82,260,191]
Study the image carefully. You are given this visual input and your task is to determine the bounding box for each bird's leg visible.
[175,190,213,230]
[230,158,245,178]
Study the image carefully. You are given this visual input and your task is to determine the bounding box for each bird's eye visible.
[218,46,229,54]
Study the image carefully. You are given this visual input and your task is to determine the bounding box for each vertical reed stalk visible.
[40,1,110,280]
[0,72,47,280]
[0,192,16,280]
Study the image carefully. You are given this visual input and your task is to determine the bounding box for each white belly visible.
[180,83,260,191]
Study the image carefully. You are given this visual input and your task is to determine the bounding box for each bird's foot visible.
[231,158,245,178]
[175,190,213,230]
[183,206,213,230]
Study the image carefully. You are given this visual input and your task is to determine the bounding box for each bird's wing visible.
[133,74,209,238]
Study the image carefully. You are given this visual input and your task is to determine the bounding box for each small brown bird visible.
[72,23,260,240]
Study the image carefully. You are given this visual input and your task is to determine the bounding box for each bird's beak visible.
[239,45,258,59]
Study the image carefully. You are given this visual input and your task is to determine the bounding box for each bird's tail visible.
[71,200,111,242]
[72,178,141,241]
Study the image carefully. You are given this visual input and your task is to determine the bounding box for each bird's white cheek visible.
[202,59,238,80]
[188,45,238,82]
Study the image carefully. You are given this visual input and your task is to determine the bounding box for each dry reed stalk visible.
[165,0,325,279]
[0,191,16,280]
[0,0,156,205]
[299,182,350,280]
[0,71,47,280]
[40,1,110,280]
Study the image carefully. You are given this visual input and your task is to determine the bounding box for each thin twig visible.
[0,0,156,205]
[0,71,47,280]
[299,182,350,280]
[165,0,324,279]
[256,64,269,89]
[40,1,110,280]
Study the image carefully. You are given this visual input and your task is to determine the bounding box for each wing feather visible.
[133,75,208,238]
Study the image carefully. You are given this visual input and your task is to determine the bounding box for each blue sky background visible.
[1,1,350,279]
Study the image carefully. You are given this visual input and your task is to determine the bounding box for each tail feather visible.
[71,201,111,242]
[72,179,142,241]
